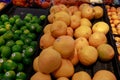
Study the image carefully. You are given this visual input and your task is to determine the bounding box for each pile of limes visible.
[0,13,46,80]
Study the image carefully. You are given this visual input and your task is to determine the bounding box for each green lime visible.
[16,72,27,80]
[0,58,7,72]
[15,18,24,27]
[10,52,22,62]
[0,37,5,46]
[12,45,22,52]
[6,40,15,47]
[4,21,10,25]
[0,28,7,35]
[0,25,4,28]
[25,23,31,28]
[26,13,33,17]
[13,33,20,41]
[11,25,18,32]
[23,29,30,34]
[9,17,15,25]
[20,34,27,41]
[14,30,22,34]
[16,63,24,72]
[28,24,36,32]
[20,26,27,31]
[22,57,32,65]
[22,45,28,50]
[3,60,17,72]
[3,70,16,80]
[15,40,24,46]
[30,16,39,23]
[30,41,37,48]
[24,16,31,22]
[1,14,9,22]
[13,15,20,20]
[5,24,12,31]
[24,38,32,45]
[3,31,14,40]
[1,46,11,58]
[40,15,46,20]
[28,33,36,40]
[36,25,42,33]
[24,46,34,57]
[0,58,7,63]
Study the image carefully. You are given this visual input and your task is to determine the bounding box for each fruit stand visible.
[0,0,120,80]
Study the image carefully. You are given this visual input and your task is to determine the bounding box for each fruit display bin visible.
[28,3,120,80]
[0,4,50,80]
[105,4,120,69]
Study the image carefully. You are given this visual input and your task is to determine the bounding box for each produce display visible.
[12,0,51,8]
[0,13,46,80]
[0,1,120,80]
[30,3,119,80]
[106,5,120,35]
[105,5,120,61]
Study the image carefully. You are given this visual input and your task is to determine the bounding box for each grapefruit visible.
[97,43,115,61]
[72,71,91,80]
[88,32,107,47]
[30,72,51,80]
[53,35,75,58]
[78,45,98,66]
[93,70,117,80]
[52,59,74,78]
[38,47,62,74]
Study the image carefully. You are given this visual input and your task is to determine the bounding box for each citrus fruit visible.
[36,25,42,33]
[6,40,15,47]
[24,15,31,22]
[10,52,22,62]
[16,63,24,72]
[28,33,36,40]
[22,57,32,65]
[13,15,20,20]
[3,31,14,40]
[20,34,27,41]
[24,37,32,45]
[24,46,34,57]
[3,70,16,80]
[40,15,46,20]
[23,29,30,34]
[30,41,37,48]
[0,28,6,35]
[0,37,5,46]
[14,30,22,35]
[15,40,24,46]
[12,45,22,52]
[1,46,11,58]
[16,72,27,80]
[1,14,9,22]
[3,60,17,72]
[9,17,15,25]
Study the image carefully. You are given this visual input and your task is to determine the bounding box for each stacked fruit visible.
[12,0,51,8]
[31,3,117,80]
[12,0,29,7]
[0,13,46,80]
[105,5,120,61]
[106,5,120,34]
